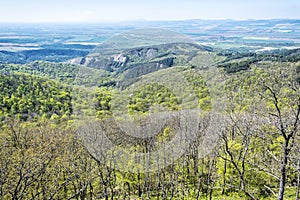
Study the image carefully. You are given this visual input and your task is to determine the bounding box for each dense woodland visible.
[0,45,93,64]
[1,47,300,200]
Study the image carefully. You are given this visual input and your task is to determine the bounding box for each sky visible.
[0,0,299,23]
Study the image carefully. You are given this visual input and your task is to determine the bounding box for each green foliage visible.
[217,48,300,73]
[95,87,114,118]
[0,73,72,121]
[218,58,254,73]
[0,61,109,87]
[182,69,212,111]
[1,38,300,199]
[128,83,180,114]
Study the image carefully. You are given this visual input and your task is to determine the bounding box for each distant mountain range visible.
[0,19,299,64]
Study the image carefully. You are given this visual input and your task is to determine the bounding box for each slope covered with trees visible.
[0,39,300,199]
[0,73,72,122]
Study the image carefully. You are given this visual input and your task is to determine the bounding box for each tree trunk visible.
[222,159,227,195]
[296,159,300,200]
[278,140,289,200]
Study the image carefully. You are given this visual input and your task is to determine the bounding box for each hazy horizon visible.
[0,18,299,25]
[0,0,299,23]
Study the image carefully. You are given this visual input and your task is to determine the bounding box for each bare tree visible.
[258,68,300,200]
[218,113,258,200]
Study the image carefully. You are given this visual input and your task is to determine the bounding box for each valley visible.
[0,19,300,199]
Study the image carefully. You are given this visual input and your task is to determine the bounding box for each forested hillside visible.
[0,73,72,122]
[1,37,300,199]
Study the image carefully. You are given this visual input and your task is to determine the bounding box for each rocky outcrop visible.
[79,42,207,79]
